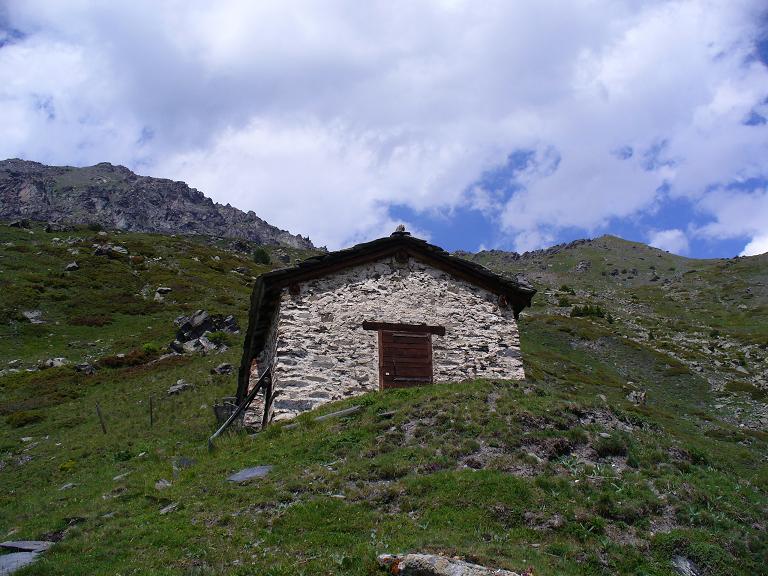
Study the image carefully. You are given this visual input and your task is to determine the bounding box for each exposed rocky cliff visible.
[0,159,314,249]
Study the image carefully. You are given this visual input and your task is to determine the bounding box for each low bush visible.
[99,346,160,368]
[593,434,628,457]
[207,331,233,348]
[570,304,605,318]
[6,410,44,428]
[252,247,271,265]
[69,314,113,327]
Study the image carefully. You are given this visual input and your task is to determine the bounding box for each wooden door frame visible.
[363,321,444,389]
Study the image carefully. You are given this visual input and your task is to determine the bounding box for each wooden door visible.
[378,330,433,389]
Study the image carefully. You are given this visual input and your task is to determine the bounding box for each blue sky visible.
[1,1,767,257]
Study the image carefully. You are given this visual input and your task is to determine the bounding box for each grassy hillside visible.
[0,225,766,575]
[461,236,768,430]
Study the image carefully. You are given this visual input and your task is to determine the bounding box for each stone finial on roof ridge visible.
[391,224,410,237]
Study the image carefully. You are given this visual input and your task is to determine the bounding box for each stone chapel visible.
[236,227,535,427]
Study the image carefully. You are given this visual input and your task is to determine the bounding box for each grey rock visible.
[626,390,647,406]
[22,310,44,324]
[93,244,127,257]
[175,456,195,469]
[159,502,178,515]
[671,556,700,576]
[58,482,75,491]
[167,379,193,395]
[41,357,68,369]
[227,465,273,482]
[0,551,39,575]
[211,363,234,375]
[575,259,591,272]
[378,553,521,576]
[155,286,172,294]
[45,222,71,233]
[8,219,30,229]
[7,359,21,368]
[64,261,79,271]
[0,541,53,553]
[155,479,172,490]
[74,363,96,375]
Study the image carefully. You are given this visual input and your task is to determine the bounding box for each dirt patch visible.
[402,417,437,445]
[524,511,565,532]
[604,523,649,550]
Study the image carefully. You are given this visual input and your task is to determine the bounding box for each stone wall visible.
[246,255,524,425]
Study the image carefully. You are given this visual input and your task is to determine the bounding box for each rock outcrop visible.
[0,159,313,249]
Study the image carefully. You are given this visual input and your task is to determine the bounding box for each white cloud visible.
[692,186,768,255]
[0,0,767,250]
[741,234,768,256]
[648,228,690,255]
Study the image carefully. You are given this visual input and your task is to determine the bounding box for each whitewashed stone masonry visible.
[246,255,524,424]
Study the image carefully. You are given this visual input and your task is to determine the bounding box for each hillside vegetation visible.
[0,224,766,575]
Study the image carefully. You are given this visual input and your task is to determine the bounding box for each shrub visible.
[207,331,233,348]
[87,222,103,232]
[570,304,605,318]
[557,296,571,307]
[69,315,113,327]
[252,247,271,264]
[99,346,160,368]
[559,284,575,295]
[142,342,160,355]
[593,434,628,457]
[6,410,44,428]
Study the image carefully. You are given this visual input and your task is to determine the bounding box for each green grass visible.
[0,224,766,575]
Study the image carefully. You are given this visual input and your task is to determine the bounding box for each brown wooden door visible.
[378,330,433,389]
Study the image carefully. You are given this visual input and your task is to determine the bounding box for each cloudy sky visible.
[1,1,767,256]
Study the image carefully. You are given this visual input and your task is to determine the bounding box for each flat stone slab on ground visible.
[378,553,522,576]
[227,465,272,482]
[0,552,39,575]
[0,541,53,553]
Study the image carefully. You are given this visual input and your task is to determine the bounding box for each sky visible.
[1,1,767,257]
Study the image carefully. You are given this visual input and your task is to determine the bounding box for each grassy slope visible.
[0,226,766,575]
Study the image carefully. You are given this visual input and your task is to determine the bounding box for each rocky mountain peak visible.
[0,159,314,249]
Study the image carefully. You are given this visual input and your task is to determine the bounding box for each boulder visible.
[211,363,234,375]
[155,286,172,295]
[167,379,193,395]
[22,310,45,324]
[93,244,128,257]
[626,389,647,406]
[227,465,272,482]
[0,541,53,553]
[171,310,240,353]
[378,553,522,576]
[575,260,591,272]
[41,358,68,369]
[64,262,79,272]
[0,551,39,574]
[74,363,96,375]
[45,222,71,233]
[8,219,30,229]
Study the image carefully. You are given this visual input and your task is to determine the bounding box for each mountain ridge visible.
[0,158,314,249]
